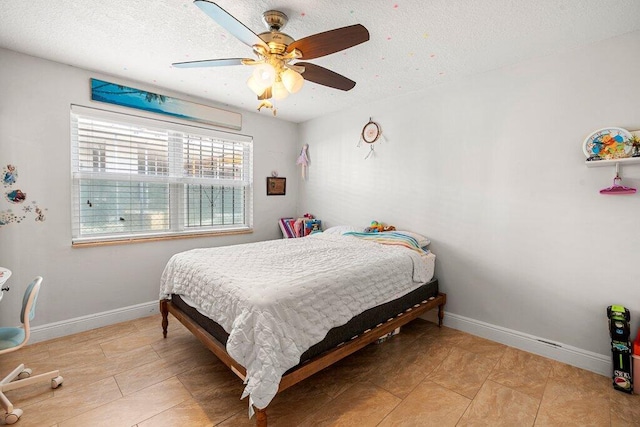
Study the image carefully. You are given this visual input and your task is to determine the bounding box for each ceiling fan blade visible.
[172,58,248,68]
[297,62,356,91]
[194,0,268,49]
[287,24,369,60]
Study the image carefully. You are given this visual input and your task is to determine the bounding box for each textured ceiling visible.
[2,1,640,123]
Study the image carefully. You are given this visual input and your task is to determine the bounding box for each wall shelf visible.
[585,156,640,168]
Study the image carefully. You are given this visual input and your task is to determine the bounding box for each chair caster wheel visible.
[51,375,64,389]
[4,409,23,425]
[17,368,32,379]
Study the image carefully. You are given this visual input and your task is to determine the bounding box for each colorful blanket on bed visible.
[343,231,430,255]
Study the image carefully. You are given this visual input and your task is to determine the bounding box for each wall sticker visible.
[0,164,47,228]
[5,189,26,204]
[2,164,17,187]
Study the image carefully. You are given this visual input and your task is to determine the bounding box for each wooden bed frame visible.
[160,292,446,427]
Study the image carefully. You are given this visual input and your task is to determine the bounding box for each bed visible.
[159,230,446,426]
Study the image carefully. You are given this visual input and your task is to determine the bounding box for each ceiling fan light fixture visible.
[247,75,267,96]
[252,63,276,88]
[257,86,273,100]
[281,69,304,94]
[272,81,289,100]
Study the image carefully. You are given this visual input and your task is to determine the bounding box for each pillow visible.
[391,230,431,247]
[322,225,363,235]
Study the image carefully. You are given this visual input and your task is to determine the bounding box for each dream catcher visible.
[358,118,385,159]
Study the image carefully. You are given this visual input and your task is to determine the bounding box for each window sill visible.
[72,228,253,248]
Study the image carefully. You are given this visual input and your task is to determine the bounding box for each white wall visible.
[2,29,639,370]
[298,31,640,359]
[0,48,300,332]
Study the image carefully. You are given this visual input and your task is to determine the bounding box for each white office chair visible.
[0,277,63,425]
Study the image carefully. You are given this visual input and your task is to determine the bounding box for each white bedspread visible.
[159,233,435,414]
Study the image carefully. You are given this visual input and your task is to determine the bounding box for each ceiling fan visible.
[172,0,370,114]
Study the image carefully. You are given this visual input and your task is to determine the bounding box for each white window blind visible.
[70,106,252,244]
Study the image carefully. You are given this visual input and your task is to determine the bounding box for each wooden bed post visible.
[160,300,169,338]
[437,293,446,327]
[255,407,267,427]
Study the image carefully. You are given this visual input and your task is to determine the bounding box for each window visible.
[71,106,252,244]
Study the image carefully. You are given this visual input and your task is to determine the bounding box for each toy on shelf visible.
[303,219,321,236]
[278,215,321,238]
[607,305,633,393]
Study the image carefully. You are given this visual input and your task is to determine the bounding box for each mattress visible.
[170,277,439,367]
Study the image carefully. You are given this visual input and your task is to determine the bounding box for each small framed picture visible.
[266,177,286,196]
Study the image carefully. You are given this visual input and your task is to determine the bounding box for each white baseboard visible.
[423,311,611,377]
[30,301,612,377]
[30,301,159,344]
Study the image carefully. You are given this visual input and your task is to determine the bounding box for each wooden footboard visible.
[160,292,446,426]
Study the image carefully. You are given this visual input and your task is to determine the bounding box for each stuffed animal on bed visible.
[364,221,396,233]
[364,220,382,233]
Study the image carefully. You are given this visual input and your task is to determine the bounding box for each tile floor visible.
[1,314,638,426]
